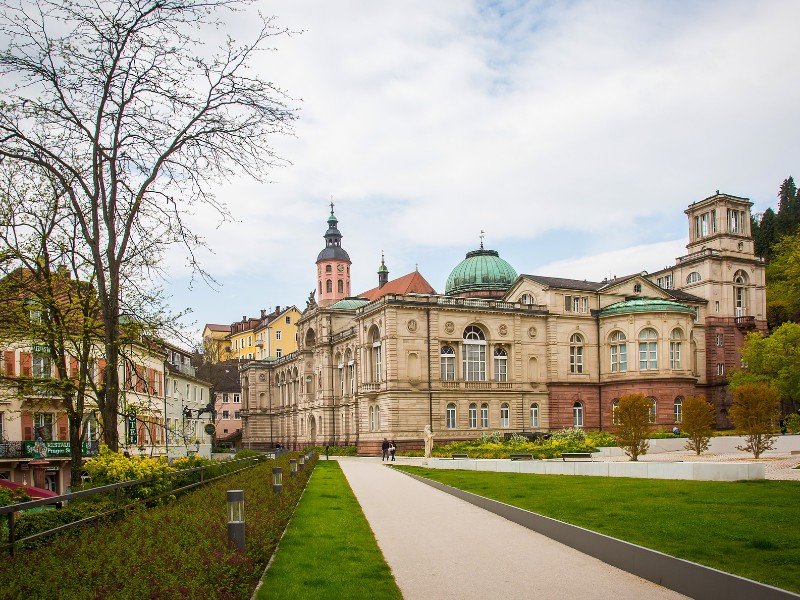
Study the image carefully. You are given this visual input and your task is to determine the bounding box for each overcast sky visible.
[165,0,800,340]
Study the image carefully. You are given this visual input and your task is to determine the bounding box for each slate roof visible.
[521,274,604,292]
[194,360,241,393]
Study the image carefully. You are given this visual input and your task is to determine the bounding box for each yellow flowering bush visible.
[84,446,175,499]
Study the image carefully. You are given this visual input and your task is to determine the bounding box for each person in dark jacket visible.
[381,438,390,461]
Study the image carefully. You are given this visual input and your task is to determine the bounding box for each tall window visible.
[611,399,620,425]
[446,403,457,429]
[337,356,344,398]
[669,328,683,369]
[573,402,583,427]
[440,346,455,381]
[276,331,282,340]
[530,403,539,428]
[370,327,382,383]
[520,293,534,305]
[463,326,486,381]
[469,403,477,428]
[734,270,748,317]
[500,403,510,428]
[569,333,584,374]
[32,352,51,379]
[338,280,344,293]
[674,397,683,423]
[647,397,657,423]
[369,406,375,431]
[638,328,658,370]
[610,331,627,373]
[345,350,353,395]
[493,348,508,382]
[565,295,588,313]
[326,279,332,293]
[480,403,489,428]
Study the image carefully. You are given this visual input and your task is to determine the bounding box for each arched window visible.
[530,403,539,428]
[369,406,375,431]
[326,279,333,293]
[669,328,683,369]
[336,353,344,398]
[440,346,455,381]
[463,326,486,381]
[633,283,642,293]
[734,270,748,317]
[493,348,508,382]
[573,402,583,427]
[674,397,683,423]
[325,264,332,273]
[480,403,489,428]
[611,399,620,425]
[638,328,658,370]
[370,326,382,383]
[609,331,627,373]
[345,349,353,396]
[647,397,657,423]
[446,403,457,429]
[500,403,510,428]
[469,403,478,428]
[337,279,344,293]
[569,333,584,373]
[686,271,702,284]
[520,293,534,305]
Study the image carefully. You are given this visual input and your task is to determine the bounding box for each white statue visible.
[423,425,434,464]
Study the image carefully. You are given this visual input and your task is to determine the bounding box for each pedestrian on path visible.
[381,438,390,461]
[389,441,397,461]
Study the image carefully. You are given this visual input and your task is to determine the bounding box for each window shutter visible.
[20,352,32,377]
[22,411,33,440]
[57,413,68,440]
[69,356,79,379]
[4,351,15,376]
[564,296,572,311]
[97,359,107,385]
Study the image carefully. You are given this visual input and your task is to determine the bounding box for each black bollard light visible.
[290,458,298,476]
[227,490,245,551]
[272,467,283,494]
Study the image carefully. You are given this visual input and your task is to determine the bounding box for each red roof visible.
[359,271,437,302]
[0,479,58,499]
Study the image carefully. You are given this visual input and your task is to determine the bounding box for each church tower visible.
[316,203,351,307]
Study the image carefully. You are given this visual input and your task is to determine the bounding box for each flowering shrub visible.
[83,446,176,500]
[550,427,587,443]
[0,453,315,598]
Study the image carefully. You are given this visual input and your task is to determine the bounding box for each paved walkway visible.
[336,457,687,600]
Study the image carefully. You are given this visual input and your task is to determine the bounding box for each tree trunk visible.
[68,410,83,488]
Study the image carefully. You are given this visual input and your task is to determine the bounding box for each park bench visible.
[509,453,533,461]
[561,452,592,461]
[451,453,469,459]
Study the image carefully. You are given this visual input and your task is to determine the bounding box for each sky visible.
[163,0,800,340]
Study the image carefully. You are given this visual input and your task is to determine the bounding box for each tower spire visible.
[377,250,389,288]
[479,229,485,250]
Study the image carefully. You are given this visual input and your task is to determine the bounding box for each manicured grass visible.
[395,466,800,594]
[258,461,402,600]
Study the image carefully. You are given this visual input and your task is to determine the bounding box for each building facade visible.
[241,194,766,453]
[163,342,213,458]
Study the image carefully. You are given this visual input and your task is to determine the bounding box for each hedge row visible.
[0,453,316,599]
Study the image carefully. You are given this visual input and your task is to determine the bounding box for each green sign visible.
[127,412,138,445]
[22,441,90,457]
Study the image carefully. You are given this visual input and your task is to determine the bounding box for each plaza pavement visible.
[336,457,687,600]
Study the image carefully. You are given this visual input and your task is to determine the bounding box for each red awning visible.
[0,478,58,499]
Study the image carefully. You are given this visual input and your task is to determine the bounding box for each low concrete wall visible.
[400,470,799,600]
[426,458,765,481]
[595,433,800,457]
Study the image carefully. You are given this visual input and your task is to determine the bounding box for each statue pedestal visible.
[29,458,51,490]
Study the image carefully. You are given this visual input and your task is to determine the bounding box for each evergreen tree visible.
[776,176,799,238]
[753,208,776,260]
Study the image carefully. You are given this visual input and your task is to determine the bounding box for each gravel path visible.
[336,457,687,600]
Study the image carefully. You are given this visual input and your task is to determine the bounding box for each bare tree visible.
[0,0,296,449]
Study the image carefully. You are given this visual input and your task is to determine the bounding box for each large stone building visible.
[240,193,766,453]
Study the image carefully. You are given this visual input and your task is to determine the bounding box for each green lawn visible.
[258,461,402,599]
[395,466,800,594]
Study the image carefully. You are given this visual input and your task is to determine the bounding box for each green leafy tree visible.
[766,231,800,326]
[729,323,800,416]
[613,393,651,461]
[751,207,776,260]
[681,396,715,455]
[730,382,780,458]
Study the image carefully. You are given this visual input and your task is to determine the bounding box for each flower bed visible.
[0,453,316,599]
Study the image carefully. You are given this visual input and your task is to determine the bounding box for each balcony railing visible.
[360,383,380,393]
[735,315,756,329]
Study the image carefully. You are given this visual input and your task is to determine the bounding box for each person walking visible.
[389,440,397,462]
[381,438,390,461]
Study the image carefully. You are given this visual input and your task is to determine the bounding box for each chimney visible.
[242,315,246,322]
[275,305,281,313]
[260,309,266,319]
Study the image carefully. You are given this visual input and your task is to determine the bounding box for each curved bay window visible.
[609,331,627,373]
[530,403,539,428]
[573,402,583,427]
[493,348,508,382]
[500,403,510,428]
[638,328,658,370]
[480,403,489,428]
[446,403,457,429]
[440,345,455,381]
[669,328,683,369]
[463,326,487,381]
[469,403,477,428]
[569,333,584,374]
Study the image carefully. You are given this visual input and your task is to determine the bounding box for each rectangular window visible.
[234,410,241,419]
[32,353,51,379]
[34,413,54,441]
[276,331,282,340]
[0,411,3,440]
[717,363,725,376]
[716,333,724,347]
[670,342,681,369]
[223,410,230,419]
[564,295,572,312]
[276,349,282,357]
[480,404,489,428]
[611,344,627,373]
[639,343,657,370]
[714,301,720,313]
[500,405,509,428]
[469,405,477,428]
[222,393,229,403]
[441,354,455,381]
[463,344,486,381]
[285,316,291,324]
[233,394,240,403]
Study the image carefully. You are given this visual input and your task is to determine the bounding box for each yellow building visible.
[256,306,301,360]
[204,306,301,363]
[202,323,232,362]
[227,315,262,361]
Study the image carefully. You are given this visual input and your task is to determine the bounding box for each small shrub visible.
[730,382,780,458]
[784,413,800,434]
[234,449,263,459]
[478,431,503,444]
[550,428,586,443]
[614,394,651,461]
[682,396,715,455]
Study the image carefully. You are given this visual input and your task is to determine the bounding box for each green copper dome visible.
[445,248,518,296]
[599,298,695,317]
